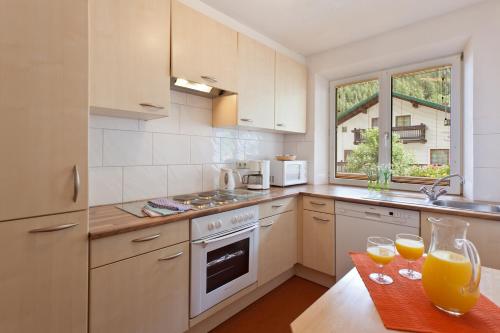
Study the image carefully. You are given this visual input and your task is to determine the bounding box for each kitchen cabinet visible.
[0,0,88,222]
[302,210,335,275]
[171,0,238,92]
[90,241,189,333]
[90,0,171,120]
[275,52,307,133]
[0,211,88,332]
[421,212,500,269]
[213,34,275,129]
[258,210,298,286]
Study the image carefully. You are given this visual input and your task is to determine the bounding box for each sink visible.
[432,200,500,213]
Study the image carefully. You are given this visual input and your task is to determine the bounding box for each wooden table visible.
[291,267,500,333]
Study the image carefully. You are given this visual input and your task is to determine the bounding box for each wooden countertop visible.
[89,185,500,239]
[291,266,500,333]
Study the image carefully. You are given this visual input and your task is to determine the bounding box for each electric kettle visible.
[219,168,241,190]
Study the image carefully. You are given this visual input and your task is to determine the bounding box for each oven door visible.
[190,224,259,318]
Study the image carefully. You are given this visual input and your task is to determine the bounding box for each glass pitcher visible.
[422,216,481,316]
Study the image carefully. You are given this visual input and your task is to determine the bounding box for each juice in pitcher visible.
[422,217,481,316]
[422,250,480,314]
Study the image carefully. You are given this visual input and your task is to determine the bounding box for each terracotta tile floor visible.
[211,277,328,333]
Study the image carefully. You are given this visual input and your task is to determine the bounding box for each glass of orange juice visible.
[367,236,396,285]
[396,234,424,280]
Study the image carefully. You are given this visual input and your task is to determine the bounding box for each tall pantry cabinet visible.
[0,0,89,332]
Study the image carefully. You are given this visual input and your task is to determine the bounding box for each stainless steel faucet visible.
[419,174,464,201]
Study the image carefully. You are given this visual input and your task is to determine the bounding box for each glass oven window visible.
[206,238,250,293]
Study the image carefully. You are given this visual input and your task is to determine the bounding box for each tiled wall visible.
[89,91,285,206]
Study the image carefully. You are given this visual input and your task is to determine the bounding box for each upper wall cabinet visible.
[90,0,171,120]
[237,34,275,129]
[213,33,275,130]
[0,0,88,221]
[171,0,238,93]
[275,53,307,133]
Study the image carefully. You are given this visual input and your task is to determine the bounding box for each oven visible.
[190,206,259,318]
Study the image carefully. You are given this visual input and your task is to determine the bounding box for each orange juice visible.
[396,238,424,260]
[422,250,480,314]
[367,246,395,265]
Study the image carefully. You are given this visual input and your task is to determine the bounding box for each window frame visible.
[329,55,462,194]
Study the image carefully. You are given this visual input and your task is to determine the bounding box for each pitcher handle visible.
[457,239,482,292]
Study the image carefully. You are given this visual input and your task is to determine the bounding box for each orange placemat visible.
[350,252,500,333]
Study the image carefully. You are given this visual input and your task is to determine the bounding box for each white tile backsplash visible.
[88,90,284,206]
[123,166,168,202]
[168,165,203,196]
[190,136,221,164]
[103,130,153,166]
[179,105,213,136]
[153,133,190,165]
[89,167,123,206]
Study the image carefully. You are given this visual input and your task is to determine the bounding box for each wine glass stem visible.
[378,264,384,281]
[407,260,413,277]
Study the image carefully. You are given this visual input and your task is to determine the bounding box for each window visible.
[395,115,411,127]
[430,149,449,165]
[334,79,379,179]
[330,55,461,193]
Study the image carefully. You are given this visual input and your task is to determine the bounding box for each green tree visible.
[345,128,415,175]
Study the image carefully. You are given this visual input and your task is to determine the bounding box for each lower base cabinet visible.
[90,241,189,333]
[302,210,335,276]
[258,210,297,285]
[0,211,88,333]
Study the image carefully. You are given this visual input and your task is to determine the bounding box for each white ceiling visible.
[200,0,487,56]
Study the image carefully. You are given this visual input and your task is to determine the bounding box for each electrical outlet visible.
[236,161,248,169]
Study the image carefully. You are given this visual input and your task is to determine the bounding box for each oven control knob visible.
[231,217,237,223]
[208,222,215,230]
[216,220,222,228]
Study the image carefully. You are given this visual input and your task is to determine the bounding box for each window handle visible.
[384,131,389,148]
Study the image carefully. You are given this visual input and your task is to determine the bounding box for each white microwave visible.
[270,160,308,187]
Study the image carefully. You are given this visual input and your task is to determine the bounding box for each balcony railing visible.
[353,124,427,145]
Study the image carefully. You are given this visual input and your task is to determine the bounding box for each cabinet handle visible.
[158,251,184,261]
[73,165,80,202]
[240,118,253,122]
[201,75,217,83]
[132,233,161,242]
[272,204,284,208]
[310,201,326,206]
[276,123,285,127]
[313,216,330,223]
[139,103,164,110]
[29,223,78,233]
[261,221,274,228]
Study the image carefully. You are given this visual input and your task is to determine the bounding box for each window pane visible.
[391,66,451,182]
[336,79,379,178]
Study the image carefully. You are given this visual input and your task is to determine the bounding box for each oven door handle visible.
[193,224,258,246]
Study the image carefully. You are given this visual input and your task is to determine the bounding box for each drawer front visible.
[90,219,189,268]
[259,197,297,219]
[303,196,334,214]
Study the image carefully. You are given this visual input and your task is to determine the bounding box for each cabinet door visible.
[171,0,237,92]
[0,211,88,332]
[421,212,500,270]
[237,34,275,129]
[90,242,189,333]
[275,53,307,133]
[0,0,88,221]
[302,210,335,275]
[258,210,297,285]
[90,0,170,119]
